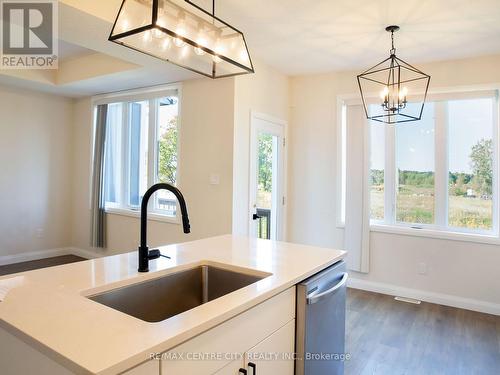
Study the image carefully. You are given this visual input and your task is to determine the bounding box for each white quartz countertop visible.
[0,235,345,375]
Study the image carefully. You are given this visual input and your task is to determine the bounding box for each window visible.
[448,98,494,231]
[341,90,499,239]
[395,103,435,225]
[367,93,498,235]
[98,88,180,219]
[369,117,385,221]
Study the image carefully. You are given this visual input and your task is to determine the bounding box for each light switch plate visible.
[210,173,220,185]
[417,262,428,275]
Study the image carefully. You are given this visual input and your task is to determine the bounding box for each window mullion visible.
[121,103,130,209]
[385,124,396,224]
[493,95,499,236]
[147,99,157,209]
[148,99,157,187]
[434,101,448,228]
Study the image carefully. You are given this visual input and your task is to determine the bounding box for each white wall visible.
[0,85,74,257]
[232,59,290,236]
[288,54,500,310]
[6,50,499,312]
[71,78,235,255]
[70,58,291,255]
[0,60,287,260]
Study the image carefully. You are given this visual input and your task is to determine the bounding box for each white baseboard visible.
[0,247,98,266]
[348,277,500,316]
[67,247,102,259]
[0,248,70,266]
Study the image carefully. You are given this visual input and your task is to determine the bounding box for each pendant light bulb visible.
[194,32,211,56]
[399,87,408,100]
[212,41,224,63]
[181,45,190,58]
[162,38,171,50]
[174,19,187,47]
[152,28,164,39]
[194,47,206,56]
[120,18,129,32]
[174,36,186,48]
[143,30,152,42]
[174,31,187,47]
[380,86,389,100]
[156,5,167,28]
[157,16,166,28]
[194,35,208,56]
[239,49,250,63]
[213,43,225,59]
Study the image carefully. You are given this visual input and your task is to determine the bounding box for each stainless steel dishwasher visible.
[295,260,348,375]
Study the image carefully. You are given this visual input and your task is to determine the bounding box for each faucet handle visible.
[148,249,161,260]
[147,249,171,260]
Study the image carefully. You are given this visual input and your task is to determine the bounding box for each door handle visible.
[252,214,262,220]
[248,362,256,374]
[239,369,247,375]
[307,272,348,305]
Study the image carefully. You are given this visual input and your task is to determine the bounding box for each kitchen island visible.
[0,235,345,375]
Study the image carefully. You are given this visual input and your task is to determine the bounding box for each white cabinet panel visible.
[161,287,295,375]
[213,360,245,375]
[0,327,74,375]
[245,320,295,375]
[121,360,159,375]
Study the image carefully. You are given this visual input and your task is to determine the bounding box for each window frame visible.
[337,87,500,243]
[92,84,182,224]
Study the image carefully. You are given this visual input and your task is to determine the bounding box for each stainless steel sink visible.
[88,265,266,322]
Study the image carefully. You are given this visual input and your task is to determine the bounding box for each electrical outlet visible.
[35,228,44,239]
[209,173,220,185]
[417,262,428,275]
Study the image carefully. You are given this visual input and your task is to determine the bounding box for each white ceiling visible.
[0,2,196,97]
[4,0,500,97]
[58,40,95,61]
[207,0,500,75]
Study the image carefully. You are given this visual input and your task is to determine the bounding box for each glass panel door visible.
[249,114,285,240]
[255,133,278,239]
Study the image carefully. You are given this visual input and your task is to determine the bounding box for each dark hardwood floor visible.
[0,255,85,276]
[345,288,500,375]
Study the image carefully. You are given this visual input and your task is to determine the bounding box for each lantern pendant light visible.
[109,0,254,79]
[357,26,430,124]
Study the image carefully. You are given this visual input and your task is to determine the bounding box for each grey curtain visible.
[90,104,108,248]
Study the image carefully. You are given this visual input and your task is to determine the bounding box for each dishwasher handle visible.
[307,272,348,305]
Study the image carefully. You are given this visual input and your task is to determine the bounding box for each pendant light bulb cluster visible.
[109,0,254,79]
[357,25,430,124]
[379,26,408,113]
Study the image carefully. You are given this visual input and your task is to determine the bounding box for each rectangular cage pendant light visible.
[109,0,255,79]
[357,26,430,125]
